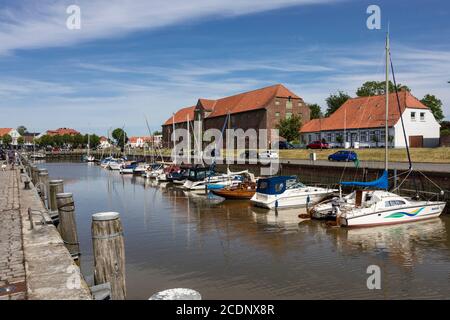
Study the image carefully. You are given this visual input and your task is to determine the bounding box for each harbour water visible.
[43,162,450,300]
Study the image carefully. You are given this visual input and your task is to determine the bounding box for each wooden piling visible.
[38,170,49,205]
[56,193,80,262]
[49,179,64,223]
[92,212,126,300]
[30,164,38,185]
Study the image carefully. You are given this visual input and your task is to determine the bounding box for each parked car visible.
[328,150,358,162]
[306,141,329,149]
[276,141,295,150]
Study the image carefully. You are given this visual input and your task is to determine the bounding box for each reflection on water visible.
[42,162,450,300]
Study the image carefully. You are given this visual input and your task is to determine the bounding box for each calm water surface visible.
[42,162,450,300]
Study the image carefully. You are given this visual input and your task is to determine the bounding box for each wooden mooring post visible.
[30,164,38,185]
[56,193,80,262]
[92,212,126,300]
[49,179,64,224]
[37,169,49,205]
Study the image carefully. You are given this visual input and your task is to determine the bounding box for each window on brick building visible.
[286,112,292,119]
[275,112,280,118]
[286,101,292,109]
[275,100,280,105]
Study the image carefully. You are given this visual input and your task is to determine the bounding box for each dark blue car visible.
[328,151,358,162]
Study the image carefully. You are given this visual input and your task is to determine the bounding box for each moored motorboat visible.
[250,176,337,209]
[211,182,257,200]
[120,161,139,174]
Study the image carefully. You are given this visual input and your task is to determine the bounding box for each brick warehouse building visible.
[162,84,310,148]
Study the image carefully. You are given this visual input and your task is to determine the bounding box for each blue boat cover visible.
[256,176,297,195]
[341,170,388,190]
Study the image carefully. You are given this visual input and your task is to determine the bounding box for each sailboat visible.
[85,134,95,162]
[310,33,446,227]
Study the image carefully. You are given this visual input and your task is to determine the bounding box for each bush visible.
[441,129,450,137]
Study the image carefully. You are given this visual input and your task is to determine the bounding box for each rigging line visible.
[417,170,444,193]
[389,52,419,194]
[391,169,413,193]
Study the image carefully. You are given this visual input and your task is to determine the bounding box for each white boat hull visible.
[251,190,335,209]
[341,202,446,227]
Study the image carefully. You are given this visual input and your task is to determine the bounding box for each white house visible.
[300,91,441,148]
[0,128,21,146]
[99,136,112,149]
[128,136,162,148]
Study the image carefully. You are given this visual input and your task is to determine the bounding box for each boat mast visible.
[187,113,190,164]
[385,31,390,171]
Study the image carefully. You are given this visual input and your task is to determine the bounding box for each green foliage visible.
[420,94,445,123]
[356,81,410,97]
[17,137,24,145]
[325,91,351,116]
[441,129,450,137]
[17,125,27,135]
[112,128,128,149]
[276,115,302,142]
[1,134,12,145]
[307,103,323,120]
[153,130,162,136]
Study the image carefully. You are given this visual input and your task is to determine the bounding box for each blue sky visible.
[0,0,449,135]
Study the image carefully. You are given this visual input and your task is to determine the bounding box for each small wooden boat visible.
[211,182,257,200]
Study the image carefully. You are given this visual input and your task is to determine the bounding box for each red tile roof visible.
[301,91,428,133]
[164,106,196,126]
[164,84,301,125]
[0,128,13,136]
[46,128,80,136]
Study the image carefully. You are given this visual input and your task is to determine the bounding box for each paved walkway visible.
[0,169,27,300]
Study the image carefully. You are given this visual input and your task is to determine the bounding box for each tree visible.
[356,81,410,97]
[1,134,12,145]
[420,94,445,123]
[90,134,101,148]
[307,103,323,120]
[72,134,84,148]
[112,128,128,149]
[36,135,54,147]
[276,115,302,142]
[153,130,162,136]
[17,137,24,145]
[325,91,351,116]
[17,125,28,135]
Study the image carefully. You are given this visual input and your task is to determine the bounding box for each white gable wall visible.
[394,108,440,148]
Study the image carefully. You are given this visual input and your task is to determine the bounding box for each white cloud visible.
[0,0,341,54]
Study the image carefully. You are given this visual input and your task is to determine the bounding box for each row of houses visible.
[0,127,163,149]
[162,84,442,148]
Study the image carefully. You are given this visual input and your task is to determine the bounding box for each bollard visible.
[49,179,64,224]
[92,212,126,300]
[56,193,80,262]
[37,169,49,204]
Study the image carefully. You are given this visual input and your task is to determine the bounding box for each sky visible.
[0,0,449,136]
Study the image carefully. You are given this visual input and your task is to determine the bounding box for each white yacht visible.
[250,176,337,209]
